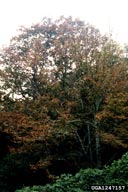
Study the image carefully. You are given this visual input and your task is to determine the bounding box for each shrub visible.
[16,152,128,192]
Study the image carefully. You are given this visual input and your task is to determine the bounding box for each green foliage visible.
[16,152,128,192]
[103,152,128,185]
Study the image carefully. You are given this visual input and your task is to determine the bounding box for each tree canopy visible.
[0,16,127,191]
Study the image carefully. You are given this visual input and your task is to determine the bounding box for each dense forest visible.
[0,16,127,192]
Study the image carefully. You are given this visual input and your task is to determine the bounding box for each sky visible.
[0,0,128,47]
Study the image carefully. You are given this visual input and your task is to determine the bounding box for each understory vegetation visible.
[0,16,127,191]
[16,152,128,192]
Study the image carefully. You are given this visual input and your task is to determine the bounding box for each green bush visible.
[103,152,128,185]
[16,152,128,192]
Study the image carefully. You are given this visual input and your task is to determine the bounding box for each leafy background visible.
[0,16,127,191]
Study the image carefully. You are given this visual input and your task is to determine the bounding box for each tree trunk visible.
[94,119,101,168]
[87,124,93,163]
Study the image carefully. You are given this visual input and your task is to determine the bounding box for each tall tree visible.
[0,16,127,168]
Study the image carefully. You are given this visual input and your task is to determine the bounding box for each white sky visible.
[0,0,128,47]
